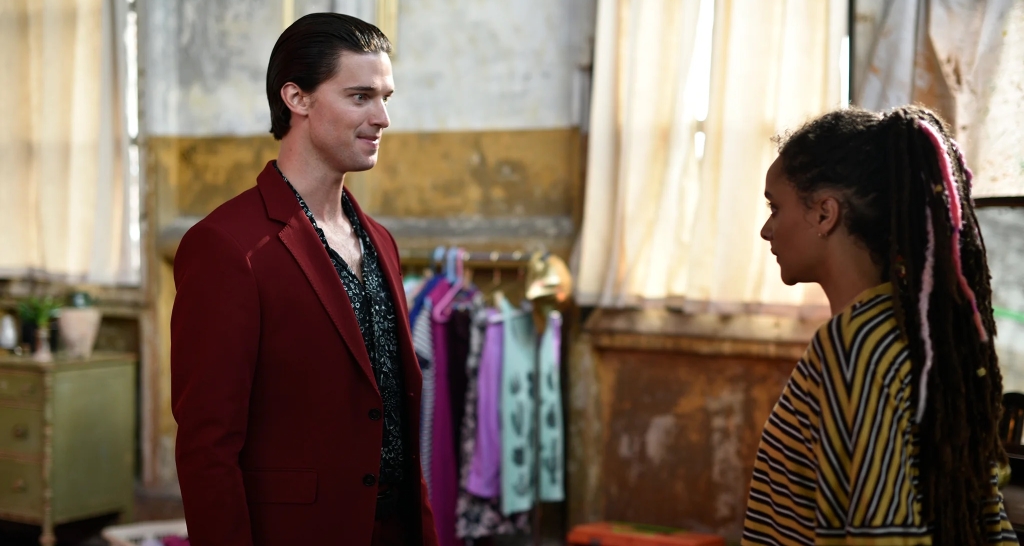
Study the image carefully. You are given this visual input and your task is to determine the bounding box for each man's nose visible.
[371,100,390,129]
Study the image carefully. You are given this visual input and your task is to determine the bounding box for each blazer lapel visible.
[257,162,377,391]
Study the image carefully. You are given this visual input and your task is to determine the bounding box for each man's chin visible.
[342,157,378,173]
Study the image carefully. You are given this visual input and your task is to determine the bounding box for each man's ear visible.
[280,82,310,118]
[816,193,841,236]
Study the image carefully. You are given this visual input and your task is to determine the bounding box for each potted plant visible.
[17,295,64,362]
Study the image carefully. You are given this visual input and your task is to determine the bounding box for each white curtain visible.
[575,0,845,317]
[0,0,137,284]
[856,0,1024,198]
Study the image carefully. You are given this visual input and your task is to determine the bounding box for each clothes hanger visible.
[488,288,531,324]
[432,245,446,275]
[443,246,458,282]
[433,247,469,323]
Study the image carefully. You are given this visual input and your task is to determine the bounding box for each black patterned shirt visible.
[276,163,407,485]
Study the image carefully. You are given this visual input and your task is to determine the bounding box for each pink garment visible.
[467,311,503,498]
[428,279,460,546]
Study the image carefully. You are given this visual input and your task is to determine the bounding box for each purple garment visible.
[466,310,504,498]
[428,280,460,546]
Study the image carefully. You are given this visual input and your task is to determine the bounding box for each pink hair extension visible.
[917,120,988,343]
[915,208,936,424]
[949,138,974,187]
[918,121,962,226]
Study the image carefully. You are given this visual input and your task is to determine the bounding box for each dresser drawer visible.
[0,408,42,456]
[0,459,42,519]
[0,372,43,405]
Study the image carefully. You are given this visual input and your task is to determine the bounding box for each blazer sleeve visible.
[171,222,260,546]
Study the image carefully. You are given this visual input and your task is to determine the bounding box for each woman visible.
[743,105,1017,545]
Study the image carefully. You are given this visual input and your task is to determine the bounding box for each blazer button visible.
[368,408,381,420]
[363,474,377,487]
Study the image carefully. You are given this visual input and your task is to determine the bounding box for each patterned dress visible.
[742,283,1018,545]
[456,300,531,539]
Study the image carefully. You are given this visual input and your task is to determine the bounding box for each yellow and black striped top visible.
[742,283,1018,545]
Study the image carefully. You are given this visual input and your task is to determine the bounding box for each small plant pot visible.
[33,327,53,362]
[58,307,102,359]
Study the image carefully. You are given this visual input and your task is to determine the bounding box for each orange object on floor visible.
[567,522,726,546]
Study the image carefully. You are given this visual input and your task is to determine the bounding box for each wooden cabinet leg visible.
[121,494,136,523]
[39,526,55,546]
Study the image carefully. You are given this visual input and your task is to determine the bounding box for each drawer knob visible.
[12,425,27,439]
[20,384,35,395]
[11,479,26,493]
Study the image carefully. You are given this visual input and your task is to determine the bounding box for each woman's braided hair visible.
[776,105,1006,544]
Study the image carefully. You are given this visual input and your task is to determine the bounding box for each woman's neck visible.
[817,237,885,315]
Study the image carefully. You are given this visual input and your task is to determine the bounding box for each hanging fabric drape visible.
[855,0,1024,198]
[0,0,137,284]
[575,0,844,316]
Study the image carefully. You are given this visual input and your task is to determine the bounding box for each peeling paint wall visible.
[977,208,1024,393]
[145,0,594,135]
[145,0,280,136]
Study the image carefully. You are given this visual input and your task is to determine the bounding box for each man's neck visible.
[277,140,347,225]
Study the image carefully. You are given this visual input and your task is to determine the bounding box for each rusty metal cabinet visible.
[568,310,817,543]
[0,352,136,546]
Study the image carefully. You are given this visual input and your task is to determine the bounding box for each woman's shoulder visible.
[808,286,911,392]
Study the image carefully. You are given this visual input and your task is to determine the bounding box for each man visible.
[171,13,439,546]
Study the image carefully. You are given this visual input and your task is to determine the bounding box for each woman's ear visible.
[816,193,841,236]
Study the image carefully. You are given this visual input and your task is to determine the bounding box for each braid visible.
[778,106,1006,545]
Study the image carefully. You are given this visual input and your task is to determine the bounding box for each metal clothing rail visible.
[399,248,542,269]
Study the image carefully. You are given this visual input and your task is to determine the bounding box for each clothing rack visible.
[405,245,566,546]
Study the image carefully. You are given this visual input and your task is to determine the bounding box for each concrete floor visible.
[0,492,569,545]
[0,490,185,546]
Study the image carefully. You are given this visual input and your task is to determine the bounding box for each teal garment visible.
[499,298,536,515]
[538,310,564,501]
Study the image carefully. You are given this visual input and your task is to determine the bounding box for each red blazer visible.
[171,161,439,546]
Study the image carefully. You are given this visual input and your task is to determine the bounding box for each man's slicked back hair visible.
[266,13,391,140]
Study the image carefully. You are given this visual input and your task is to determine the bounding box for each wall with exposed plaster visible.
[145,0,594,136]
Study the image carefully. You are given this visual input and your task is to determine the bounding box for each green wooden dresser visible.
[0,352,136,546]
